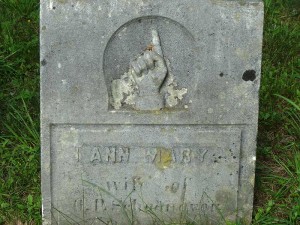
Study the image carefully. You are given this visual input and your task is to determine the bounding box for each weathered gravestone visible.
[41,0,264,224]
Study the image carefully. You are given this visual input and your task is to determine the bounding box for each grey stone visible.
[40,0,264,224]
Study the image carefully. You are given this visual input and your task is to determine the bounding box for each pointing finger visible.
[152,29,163,56]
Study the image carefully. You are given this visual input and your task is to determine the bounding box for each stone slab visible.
[41,0,264,224]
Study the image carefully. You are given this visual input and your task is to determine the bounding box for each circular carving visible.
[103,16,196,110]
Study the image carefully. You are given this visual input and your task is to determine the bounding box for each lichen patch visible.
[155,147,173,170]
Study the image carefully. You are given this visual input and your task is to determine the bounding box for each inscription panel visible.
[51,125,241,224]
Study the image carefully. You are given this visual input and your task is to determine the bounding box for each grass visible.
[0,0,40,223]
[0,0,299,224]
[253,0,300,224]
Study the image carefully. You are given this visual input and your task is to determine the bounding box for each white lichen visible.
[164,72,187,108]
[111,72,137,109]
[165,85,187,107]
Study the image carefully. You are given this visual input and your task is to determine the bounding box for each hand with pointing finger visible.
[130,30,168,110]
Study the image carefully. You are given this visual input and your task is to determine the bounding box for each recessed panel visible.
[51,125,241,224]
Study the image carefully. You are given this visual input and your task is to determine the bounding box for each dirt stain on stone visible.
[215,189,236,213]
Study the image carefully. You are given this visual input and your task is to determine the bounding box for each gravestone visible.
[40,0,264,224]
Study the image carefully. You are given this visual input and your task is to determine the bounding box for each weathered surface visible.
[41,0,263,224]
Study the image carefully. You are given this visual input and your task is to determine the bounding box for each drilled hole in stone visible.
[41,59,47,66]
[242,70,256,81]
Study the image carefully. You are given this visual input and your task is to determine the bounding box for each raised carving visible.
[89,146,130,164]
[105,177,142,192]
[74,197,217,213]
[81,145,210,164]
[111,29,187,110]
[144,147,207,164]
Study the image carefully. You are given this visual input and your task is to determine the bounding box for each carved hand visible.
[130,30,168,110]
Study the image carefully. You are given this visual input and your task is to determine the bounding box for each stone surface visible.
[40,0,264,224]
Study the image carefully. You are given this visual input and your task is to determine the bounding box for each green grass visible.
[0,0,40,223]
[0,0,299,224]
[254,0,300,224]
